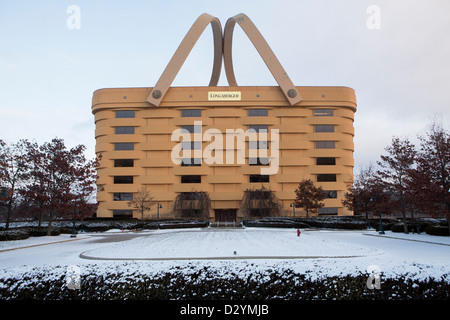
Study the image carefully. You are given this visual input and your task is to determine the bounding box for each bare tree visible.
[294,179,325,218]
[342,164,377,220]
[127,186,155,220]
[240,186,281,219]
[173,191,211,220]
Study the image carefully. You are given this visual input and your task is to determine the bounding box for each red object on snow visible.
[297,229,301,237]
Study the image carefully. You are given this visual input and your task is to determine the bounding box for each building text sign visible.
[208,91,241,101]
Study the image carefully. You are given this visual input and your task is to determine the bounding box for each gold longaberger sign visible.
[208,91,241,101]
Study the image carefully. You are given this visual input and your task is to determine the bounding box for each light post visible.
[290,202,296,223]
[71,218,77,238]
[157,202,162,229]
[71,207,77,238]
[371,194,384,235]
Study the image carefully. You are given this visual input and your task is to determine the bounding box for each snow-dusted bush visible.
[0,266,448,300]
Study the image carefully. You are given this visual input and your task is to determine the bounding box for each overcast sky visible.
[1,0,449,173]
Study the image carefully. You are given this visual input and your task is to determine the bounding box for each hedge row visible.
[1,217,448,241]
[0,268,448,300]
[245,217,376,230]
[0,227,61,241]
[0,220,209,241]
[245,217,449,236]
[390,221,449,236]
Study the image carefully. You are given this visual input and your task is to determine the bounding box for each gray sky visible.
[1,0,449,173]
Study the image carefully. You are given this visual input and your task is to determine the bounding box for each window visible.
[249,191,272,200]
[249,175,270,183]
[248,125,268,133]
[116,110,135,118]
[317,174,337,182]
[248,109,268,117]
[318,207,338,215]
[181,158,202,166]
[114,159,134,167]
[182,109,201,117]
[114,176,133,184]
[114,143,134,151]
[181,125,201,133]
[113,193,133,201]
[324,191,337,199]
[313,109,333,116]
[314,125,334,133]
[181,141,202,150]
[249,157,270,166]
[315,141,335,149]
[316,157,336,165]
[249,140,268,149]
[115,126,135,134]
[181,175,201,183]
[113,209,133,218]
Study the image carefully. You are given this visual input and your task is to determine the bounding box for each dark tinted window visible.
[113,193,133,201]
[116,110,135,118]
[181,158,202,166]
[315,141,335,149]
[113,176,133,184]
[248,109,268,117]
[114,143,134,151]
[314,125,334,133]
[113,209,133,218]
[248,125,268,133]
[181,175,201,183]
[249,191,272,200]
[316,157,336,165]
[114,159,134,167]
[249,175,270,183]
[317,174,337,182]
[182,109,202,117]
[318,207,338,215]
[181,125,201,133]
[115,126,135,134]
[324,191,337,199]
[249,157,270,166]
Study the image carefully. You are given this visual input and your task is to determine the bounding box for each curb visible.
[0,236,90,253]
[363,233,450,246]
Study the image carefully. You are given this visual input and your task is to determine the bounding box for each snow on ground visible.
[80,228,383,260]
[0,227,449,282]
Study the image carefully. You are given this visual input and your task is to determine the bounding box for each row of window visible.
[179,124,271,134]
[112,174,338,184]
[113,124,335,135]
[111,158,337,167]
[112,157,336,167]
[112,190,338,202]
[113,141,336,151]
[111,207,338,218]
[114,109,335,119]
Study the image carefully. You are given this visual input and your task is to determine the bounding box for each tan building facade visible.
[92,85,357,221]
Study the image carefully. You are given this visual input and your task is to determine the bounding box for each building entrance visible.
[215,209,237,222]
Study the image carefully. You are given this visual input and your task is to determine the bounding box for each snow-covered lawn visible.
[0,227,449,281]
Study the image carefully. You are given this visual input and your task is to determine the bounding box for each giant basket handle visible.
[147,13,223,106]
[223,13,302,105]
